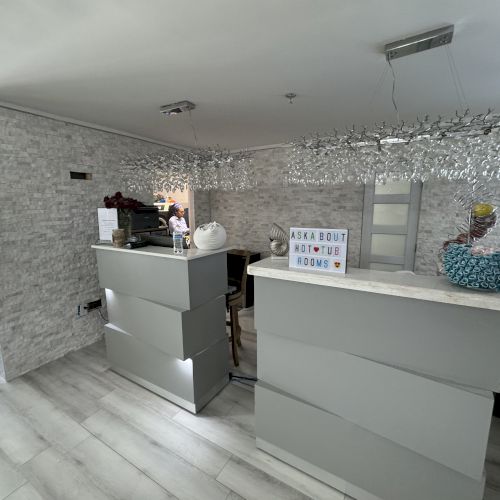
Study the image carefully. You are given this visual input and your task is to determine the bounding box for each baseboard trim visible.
[256,438,350,498]
[110,365,228,414]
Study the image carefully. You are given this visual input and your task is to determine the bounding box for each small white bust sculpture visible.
[193,222,227,250]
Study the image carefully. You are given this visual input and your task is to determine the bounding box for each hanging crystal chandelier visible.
[120,99,256,192]
[286,25,500,187]
[121,26,500,191]
[119,146,255,192]
[286,110,500,186]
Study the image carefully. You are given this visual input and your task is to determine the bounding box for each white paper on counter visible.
[98,208,118,242]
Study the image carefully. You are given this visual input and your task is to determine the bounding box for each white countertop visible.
[248,258,500,311]
[92,244,229,261]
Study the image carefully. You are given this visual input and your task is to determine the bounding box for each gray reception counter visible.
[248,258,500,500]
[92,245,229,413]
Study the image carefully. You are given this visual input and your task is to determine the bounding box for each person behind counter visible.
[167,203,189,234]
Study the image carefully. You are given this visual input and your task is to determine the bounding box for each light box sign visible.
[289,227,348,274]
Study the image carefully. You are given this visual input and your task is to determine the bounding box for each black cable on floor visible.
[231,379,256,388]
[229,372,258,382]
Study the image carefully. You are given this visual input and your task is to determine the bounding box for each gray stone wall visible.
[191,191,211,228]
[1,107,498,380]
[206,148,365,266]
[200,148,500,276]
[0,107,172,380]
[0,347,5,381]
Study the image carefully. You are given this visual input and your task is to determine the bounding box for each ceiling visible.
[1,0,500,149]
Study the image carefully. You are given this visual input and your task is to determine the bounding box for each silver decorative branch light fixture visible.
[286,25,500,186]
[120,146,255,193]
[121,25,500,192]
[287,110,500,186]
[120,100,255,192]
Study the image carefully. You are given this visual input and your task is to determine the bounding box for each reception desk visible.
[248,258,500,500]
[92,245,229,413]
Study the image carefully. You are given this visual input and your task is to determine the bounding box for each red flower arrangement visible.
[103,192,145,209]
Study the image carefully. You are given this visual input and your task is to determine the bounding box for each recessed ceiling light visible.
[160,100,196,116]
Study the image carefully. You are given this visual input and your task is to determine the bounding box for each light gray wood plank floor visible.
[0,310,498,500]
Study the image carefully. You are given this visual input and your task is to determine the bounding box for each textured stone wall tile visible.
[202,148,365,266]
[196,148,500,276]
[0,107,173,380]
[3,106,498,380]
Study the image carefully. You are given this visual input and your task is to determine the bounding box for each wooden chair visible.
[226,250,252,366]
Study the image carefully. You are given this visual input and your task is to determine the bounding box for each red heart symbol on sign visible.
[313,246,319,252]
[334,261,341,268]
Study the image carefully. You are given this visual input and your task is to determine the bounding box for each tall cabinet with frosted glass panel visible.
[360,181,422,271]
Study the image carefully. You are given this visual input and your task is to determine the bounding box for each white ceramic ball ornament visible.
[193,222,227,250]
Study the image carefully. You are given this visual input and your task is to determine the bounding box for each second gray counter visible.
[93,245,229,413]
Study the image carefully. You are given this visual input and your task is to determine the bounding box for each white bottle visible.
[173,231,184,254]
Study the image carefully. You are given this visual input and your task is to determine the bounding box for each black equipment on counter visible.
[130,206,159,230]
[125,240,150,249]
[141,234,189,249]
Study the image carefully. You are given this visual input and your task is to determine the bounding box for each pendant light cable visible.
[387,58,400,125]
[446,47,464,112]
[368,65,389,110]
[448,46,469,110]
[188,109,199,147]
[445,45,469,112]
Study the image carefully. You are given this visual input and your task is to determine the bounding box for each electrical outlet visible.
[76,299,102,318]
[76,298,103,319]
[76,304,88,317]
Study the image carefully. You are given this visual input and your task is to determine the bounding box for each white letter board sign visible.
[289,228,348,274]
